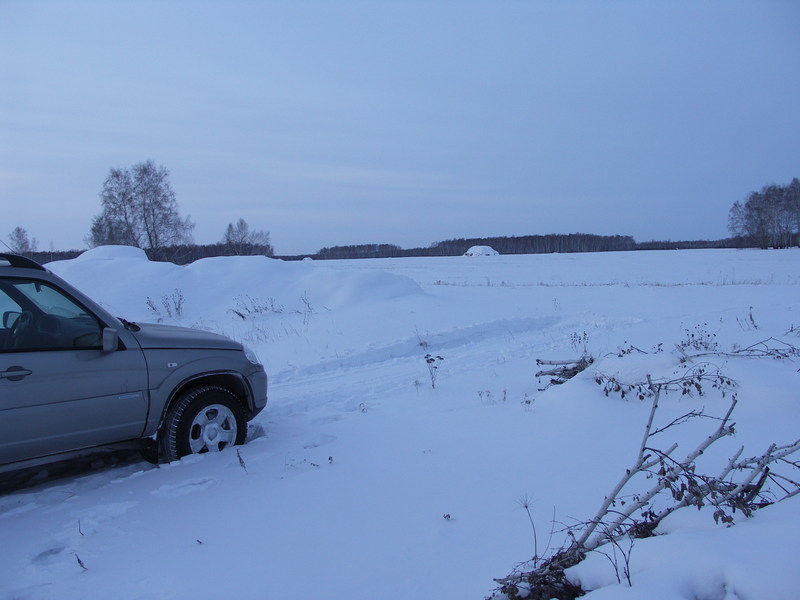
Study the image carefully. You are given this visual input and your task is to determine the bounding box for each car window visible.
[0,278,103,352]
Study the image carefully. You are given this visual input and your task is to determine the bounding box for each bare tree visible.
[728,179,800,248]
[88,160,194,249]
[222,218,273,256]
[788,177,800,236]
[7,227,38,254]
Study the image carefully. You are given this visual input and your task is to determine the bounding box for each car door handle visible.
[0,365,32,381]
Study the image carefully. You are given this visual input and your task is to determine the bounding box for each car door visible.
[0,277,149,465]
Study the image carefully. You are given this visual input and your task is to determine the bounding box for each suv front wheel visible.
[159,386,247,462]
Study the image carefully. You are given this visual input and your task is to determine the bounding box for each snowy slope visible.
[1,247,798,600]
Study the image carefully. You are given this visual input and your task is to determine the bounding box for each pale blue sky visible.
[2,1,799,255]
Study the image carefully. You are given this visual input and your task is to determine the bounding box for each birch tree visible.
[7,227,38,254]
[221,218,273,256]
[88,160,194,249]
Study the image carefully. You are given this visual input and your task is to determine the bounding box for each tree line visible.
[313,234,745,260]
[17,233,732,265]
[316,233,637,259]
[316,244,404,259]
[429,233,636,255]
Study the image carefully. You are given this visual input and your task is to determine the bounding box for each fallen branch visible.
[678,337,800,363]
[595,362,735,401]
[536,356,593,389]
[492,377,799,599]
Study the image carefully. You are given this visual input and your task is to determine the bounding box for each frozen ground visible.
[1,247,798,600]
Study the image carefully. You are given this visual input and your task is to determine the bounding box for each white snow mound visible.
[464,245,498,256]
[73,245,149,261]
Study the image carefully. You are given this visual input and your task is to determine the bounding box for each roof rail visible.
[0,253,46,271]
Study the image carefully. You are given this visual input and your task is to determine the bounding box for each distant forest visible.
[23,243,273,266]
[23,233,742,265]
[313,233,738,260]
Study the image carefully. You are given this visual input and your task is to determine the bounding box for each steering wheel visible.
[7,311,33,350]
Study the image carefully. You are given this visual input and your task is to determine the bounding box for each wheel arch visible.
[156,371,254,434]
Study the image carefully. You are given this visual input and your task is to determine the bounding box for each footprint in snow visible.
[31,545,67,565]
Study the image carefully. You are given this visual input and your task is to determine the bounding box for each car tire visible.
[159,386,247,462]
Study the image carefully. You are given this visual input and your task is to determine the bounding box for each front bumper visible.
[245,367,268,418]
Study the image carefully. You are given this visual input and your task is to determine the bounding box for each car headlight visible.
[243,345,262,366]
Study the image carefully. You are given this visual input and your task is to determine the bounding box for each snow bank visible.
[47,245,423,322]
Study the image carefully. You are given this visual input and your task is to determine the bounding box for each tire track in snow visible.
[263,316,562,423]
[270,315,560,385]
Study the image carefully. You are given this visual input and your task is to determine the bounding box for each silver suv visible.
[0,253,267,473]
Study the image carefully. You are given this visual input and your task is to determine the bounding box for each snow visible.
[2,247,799,600]
[464,245,499,256]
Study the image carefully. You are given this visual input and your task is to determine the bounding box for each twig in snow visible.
[75,553,88,571]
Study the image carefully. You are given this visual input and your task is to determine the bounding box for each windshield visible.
[10,280,93,319]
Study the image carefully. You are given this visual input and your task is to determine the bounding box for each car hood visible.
[129,322,242,351]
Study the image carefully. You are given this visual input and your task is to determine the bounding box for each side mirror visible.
[3,311,21,329]
[102,328,119,352]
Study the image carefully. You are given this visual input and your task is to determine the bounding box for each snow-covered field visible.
[2,247,799,600]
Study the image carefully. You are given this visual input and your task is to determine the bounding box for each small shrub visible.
[146,288,185,321]
[424,354,444,389]
[736,307,759,331]
[679,323,718,352]
[229,295,284,319]
[569,331,589,356]
[300,292,314,326]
